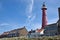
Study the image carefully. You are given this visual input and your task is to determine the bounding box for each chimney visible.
[58,7,60,20]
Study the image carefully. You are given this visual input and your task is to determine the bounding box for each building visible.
[28,29,44,38]
[57,7,60,34]
[44,7,60,36]
[44,23,58,36]
[28,4,60,37]
[0,26,28,38]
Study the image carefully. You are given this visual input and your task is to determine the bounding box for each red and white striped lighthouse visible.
[41,3,47,29]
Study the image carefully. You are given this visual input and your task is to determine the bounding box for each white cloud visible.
[25,0,37,28]
[0,23,22,29]
[30,15,36,21]
[0,23,9,26]
[26,0,34,19]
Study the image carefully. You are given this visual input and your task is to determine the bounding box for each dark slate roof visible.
[29,30,35,33]
[44,23,57,27]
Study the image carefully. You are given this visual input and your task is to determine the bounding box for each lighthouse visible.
[36,3,48,34]
[41,3,47,29]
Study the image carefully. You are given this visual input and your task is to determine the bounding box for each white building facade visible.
[44,23,58,36]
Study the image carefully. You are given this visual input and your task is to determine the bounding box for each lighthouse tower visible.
[36,3,47,33]
[41,3,47,29]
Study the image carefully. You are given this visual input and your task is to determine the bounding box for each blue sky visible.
[0,0,60,34]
